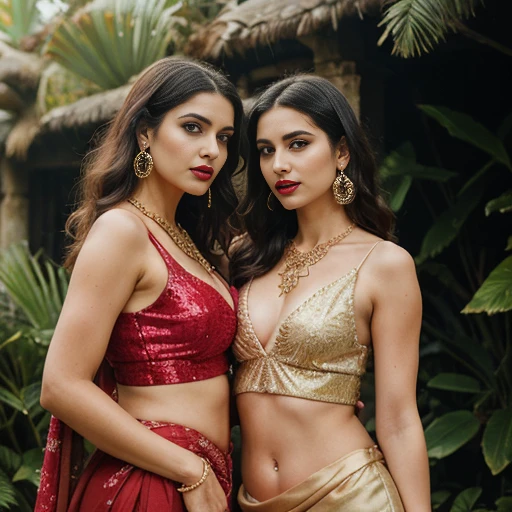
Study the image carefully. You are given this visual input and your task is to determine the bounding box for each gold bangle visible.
[177,457,211,493]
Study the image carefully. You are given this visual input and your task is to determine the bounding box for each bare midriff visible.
[117,374,231,452]
[237,392,375,501]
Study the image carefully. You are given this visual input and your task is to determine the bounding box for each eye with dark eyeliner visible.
[183,122,201,133]
[258,146,274,156]
[217,133,231,144]
[289,139,309,150]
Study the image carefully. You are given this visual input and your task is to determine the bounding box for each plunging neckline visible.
[148,231,236,314]
[242,268,358,355]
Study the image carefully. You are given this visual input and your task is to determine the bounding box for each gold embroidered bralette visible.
[233,241,382,406]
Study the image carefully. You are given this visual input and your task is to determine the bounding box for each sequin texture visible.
[106,232,237,386]
[233,267,369,405]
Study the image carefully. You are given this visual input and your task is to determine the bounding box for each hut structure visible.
[1,0,386,261]
[0,41,43,251]
[0,38,132,258]
[186,0,383,119]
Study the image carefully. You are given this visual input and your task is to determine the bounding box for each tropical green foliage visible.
[0,0,40,47]
[380,106,512,509]
[378,0,512,59]
[0,243,69,509]
[37,62,102,114]
[43,0,182,90]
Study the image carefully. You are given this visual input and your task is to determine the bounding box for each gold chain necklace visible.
[278,224,355,296]
[128,198,215,274]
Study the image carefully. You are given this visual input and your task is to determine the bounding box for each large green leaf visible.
[482,407,512,475]
[416,183,484,264]
[450,487,482,512]
[0,467,17,508]
[419,105,511,169]
[380,142,457,182]
[21,382,42,413]
[0,445,22,476]
[432,490,451,510]
[496,497,512,512]
[485,190,512,216]
[0,0,39,47]
[388,175,413,212]
[462,255,512,314]
[44,0,182,90]
[0,388,24,412]
[12,448,43,487]
[380,142,457,212]
[425,410,480,459]
[427,373,481,393]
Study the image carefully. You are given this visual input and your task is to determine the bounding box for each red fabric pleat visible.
[68,422,232,511]
[35,363,232,511]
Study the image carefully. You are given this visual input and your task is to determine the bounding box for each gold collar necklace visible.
[128,198,215,275]
[278,224,355,296]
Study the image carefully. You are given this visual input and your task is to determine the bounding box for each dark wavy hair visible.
[65,57,245,270]
[230,75,395,288]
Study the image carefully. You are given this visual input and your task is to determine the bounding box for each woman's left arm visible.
[370,243,431,512]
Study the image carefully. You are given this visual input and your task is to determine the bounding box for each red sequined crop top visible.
[105,232,237,386]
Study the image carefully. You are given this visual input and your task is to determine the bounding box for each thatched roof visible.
[0,41,43,98]
[5,106,39,159]
[38,82,131,134]
[7,82,132,161]
[187,0,382,60]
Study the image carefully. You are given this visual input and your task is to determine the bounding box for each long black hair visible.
[230,75,395,288]
[65,57,245,270]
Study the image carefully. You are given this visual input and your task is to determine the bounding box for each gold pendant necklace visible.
[278,224,355,296]
[128,198,215,275]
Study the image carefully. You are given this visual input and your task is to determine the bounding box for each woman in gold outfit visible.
[230,76,431,511]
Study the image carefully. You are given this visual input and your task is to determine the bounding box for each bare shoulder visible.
[364,241,417,285]
[85,208,148,250]
[75,208,148,271]
[373,241,415,270]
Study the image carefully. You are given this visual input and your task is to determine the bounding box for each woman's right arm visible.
[40,210,226,509]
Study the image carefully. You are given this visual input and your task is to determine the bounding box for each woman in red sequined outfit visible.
[35,58,245,512]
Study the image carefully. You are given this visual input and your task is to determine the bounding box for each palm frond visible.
[0,242,68,331]
[0,0,40,47]
[0,467,17,509]
[378,0,483,58]
[44,0,183,90]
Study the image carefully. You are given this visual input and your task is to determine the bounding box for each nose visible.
[272,149,291,174]
[199,135,220,161]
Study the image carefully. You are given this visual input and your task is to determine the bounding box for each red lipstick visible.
[275,180,300,195]
[190,165,214,181]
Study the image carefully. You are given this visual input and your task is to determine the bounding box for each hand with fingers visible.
[181,457,229,512]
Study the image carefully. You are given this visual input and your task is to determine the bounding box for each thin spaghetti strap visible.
[356,240,384,272]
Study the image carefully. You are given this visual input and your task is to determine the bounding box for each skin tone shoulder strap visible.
[356,240,384,272]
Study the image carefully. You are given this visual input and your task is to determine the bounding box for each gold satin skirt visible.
[237,445,404,511]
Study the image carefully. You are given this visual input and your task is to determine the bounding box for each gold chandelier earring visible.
[133,142,153,178]
[333,167,355,205]
[207,188,212,208]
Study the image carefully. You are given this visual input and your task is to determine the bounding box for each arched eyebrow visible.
[178,113,234,132]
[283,130,314,140]
[257,130,314,145]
